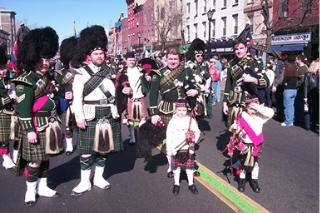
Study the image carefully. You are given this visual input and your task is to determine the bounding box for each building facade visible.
[271,0,319,59]
[182,0,245,55]
[0,8,16,53]
[243,0,273,46]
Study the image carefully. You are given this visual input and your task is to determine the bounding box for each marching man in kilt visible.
[0,47,16,169]
[166,99,200,195]
[71,25,123,196]
[13,27,61,206]
[55,36,79,155]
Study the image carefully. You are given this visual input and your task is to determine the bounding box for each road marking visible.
[195,161,270,213]
[156,145,270,212]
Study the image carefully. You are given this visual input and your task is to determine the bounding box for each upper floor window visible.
[233,14,238,35]
[194,23,198,38]
[280,0,288,18]
[195,0,198,17]
[204,0,207,13]
[222,17,227,36]
[222,0,227,9]
[212,0,216,10]
[202,21,207,38]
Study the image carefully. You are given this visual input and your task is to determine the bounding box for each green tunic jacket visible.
[149,64,194,115]
[13,71,57,132]
[223,55,269,105]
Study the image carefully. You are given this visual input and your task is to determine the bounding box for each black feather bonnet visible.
[60,36,78,68]
[17,27,59,72]
[185,38,206,62]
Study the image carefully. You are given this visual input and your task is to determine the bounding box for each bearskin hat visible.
[72,25,107,67]
[60,36,78,68]
[185,38,205,62]
[0,47,7,65]
[17,27,59,72]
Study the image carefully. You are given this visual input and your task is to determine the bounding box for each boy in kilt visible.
[13,27,61,206]
[226,94,274,193]
[71,25,123,196]
[166,99,200,195]
[55,36,78,155]
[0,47,16,169]
[149,48,198,178]
[115,52,150,145]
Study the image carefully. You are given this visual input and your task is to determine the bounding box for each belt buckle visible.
[99,99,108,105]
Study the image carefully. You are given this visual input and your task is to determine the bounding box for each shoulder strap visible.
[83,65,110,97]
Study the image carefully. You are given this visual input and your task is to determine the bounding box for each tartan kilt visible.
[22,130,49,162]
[159,112,174,126]
[123,98,148,122]
[78,106,123,154]
[0,112,11,143]
[173,151,195,170]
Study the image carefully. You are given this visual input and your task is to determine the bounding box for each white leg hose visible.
[173,168,181,185]
[186,169,194,186]
[239,169,246,179]
[251,166,259,180]
[166,155,173,172]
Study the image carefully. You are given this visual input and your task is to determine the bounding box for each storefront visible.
[271,32,312,59]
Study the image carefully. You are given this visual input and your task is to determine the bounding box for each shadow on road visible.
[143,152,167,173]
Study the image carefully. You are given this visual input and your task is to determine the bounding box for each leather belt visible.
[84,99,110,105]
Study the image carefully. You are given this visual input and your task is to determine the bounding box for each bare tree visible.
[152,0,183,51]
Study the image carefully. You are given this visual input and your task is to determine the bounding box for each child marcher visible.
[226,95,274,193]
[166,99,200,195]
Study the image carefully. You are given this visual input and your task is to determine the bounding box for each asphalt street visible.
[0,101,318,213]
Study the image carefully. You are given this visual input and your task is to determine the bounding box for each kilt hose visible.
[78,106,123,155]
[22,130,49,162]
[0,112,11,144]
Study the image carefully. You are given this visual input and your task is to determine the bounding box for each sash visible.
[238,117,264,146]
[159,65,184,93]
[83,64,110,97]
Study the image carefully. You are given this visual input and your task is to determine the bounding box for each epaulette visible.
[11,73,33,86]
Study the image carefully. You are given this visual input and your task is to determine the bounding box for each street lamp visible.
[207,9,214,57]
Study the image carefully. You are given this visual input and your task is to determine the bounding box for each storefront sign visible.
[271,32,311,45]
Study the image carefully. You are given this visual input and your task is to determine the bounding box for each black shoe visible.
[250,179,261,193]
[65,151,72,156]
[188,184,199,195]
[172,185,180,196]
[167,171,174,178]
[238,178,246,192]
[25,201,36,207]
[194,170,200,177]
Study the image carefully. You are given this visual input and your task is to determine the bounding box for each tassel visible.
[137,103,141,120]
[98,124,104,151]
[49,126,56,151]
[55,124,63,149]
[133,104,137,121]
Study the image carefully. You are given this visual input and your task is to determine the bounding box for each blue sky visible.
[2,0,127,42]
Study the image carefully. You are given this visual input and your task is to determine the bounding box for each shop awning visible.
[271,44,305,51]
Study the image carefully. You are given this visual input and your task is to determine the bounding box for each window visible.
[194,23,198,38]
[233,14,238,35]
[202,21,207,38]
[195,0,198,17]
[187,2,191,16]
[212,0,216,10]
[222,17,226,36]
[233,0,239,6]
[222,0,227,9]
[303,0,312,14]
[161,7,165,20]
[212,19,216,37]
[280,0,288,18]
[204,0,207,13]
